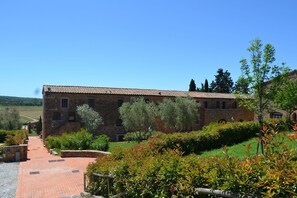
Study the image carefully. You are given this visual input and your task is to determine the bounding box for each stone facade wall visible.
[203,107,254,126]
[3,144,27,162]
[43,92,254,141]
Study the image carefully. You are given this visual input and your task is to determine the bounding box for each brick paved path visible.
[16,136,95,198]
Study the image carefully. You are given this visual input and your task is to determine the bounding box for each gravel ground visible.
[0,162,19,198]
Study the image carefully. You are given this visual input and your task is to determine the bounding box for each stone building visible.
[42,85,254,141]
[264,69,297,120]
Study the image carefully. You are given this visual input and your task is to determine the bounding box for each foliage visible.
[0,129,28,144]
[44,135,61,149]
[189,79,197,91]
[204,78,210,92]
[124,131,162,143]
[45,129,110,151]
[36,116,42,135]
[119,97,157,132]
[234,76,249,94]
[238,38,289,154]
[148,121,260,155]
[274,79,297,119]
[45,129,93,150]
[76,104,103,133]
[159,97,199,132]
[0,96,42,106]
[210,68,234,93]
[108,141,138,152]
[238,38,289,117]
[0,107,22,130]
[86,124,297,198]
[91,135,110,151]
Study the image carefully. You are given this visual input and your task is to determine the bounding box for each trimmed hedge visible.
[147,121,260,155]
[86,124,297,197]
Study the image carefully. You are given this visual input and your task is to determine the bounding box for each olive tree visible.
[76,104,103,133]
[159,96,199,131]
[0,108,22,130]
[119,97,157,132]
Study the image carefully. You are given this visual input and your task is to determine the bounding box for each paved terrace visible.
[16,136,95,198]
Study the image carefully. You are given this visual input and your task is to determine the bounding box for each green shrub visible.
[147,121,260,155]
[0,129,28,145]
[91,135,110,151]
[124,131,162,143]
[45,129,110,151]
[85,125,297,197]
[263,118,293,132]
[44,135,62,149]
[45,129,92,150]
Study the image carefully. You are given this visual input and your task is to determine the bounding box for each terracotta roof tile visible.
[43,85,237,99]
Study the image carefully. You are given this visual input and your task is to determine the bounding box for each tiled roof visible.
[43,85,237,99]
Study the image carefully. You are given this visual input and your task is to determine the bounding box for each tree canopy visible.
[274,79,297,119]
[159,96,199,131]
[119,98,157,132]
[238,38,288,154]
[76,104,104,133]
[0,107,22,130]
[239,39,288,117]
[210,68,234,93]
[189,79,197,91]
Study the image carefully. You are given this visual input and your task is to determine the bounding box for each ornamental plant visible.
[85,122,297,197]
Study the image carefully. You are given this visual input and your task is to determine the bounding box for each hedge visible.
[86,124,297,197]
[147,121,260,155]
[45,129,110,151]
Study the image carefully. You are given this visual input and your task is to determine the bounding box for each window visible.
[204,101,208,108]
[222,101,226,109]
[216,101,220,109]
[118,99,124,107]
[271,112,282,119]
[61,98,69,108]
[88,99,95,108]
[53,112,61,120]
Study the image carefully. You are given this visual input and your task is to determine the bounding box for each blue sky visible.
[0,1,296,98]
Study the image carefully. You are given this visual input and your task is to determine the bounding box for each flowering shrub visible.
[0,129,28,144]
[0,130,28,145]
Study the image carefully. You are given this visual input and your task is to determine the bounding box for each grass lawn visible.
[108,141,138,152]
[199,132,297,159]
[0,105,42,123]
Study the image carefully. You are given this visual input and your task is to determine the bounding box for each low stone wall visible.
[61,150,111,158]
[3,144,28,162]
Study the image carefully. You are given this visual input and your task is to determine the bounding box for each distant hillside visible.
[0,96,42,106]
